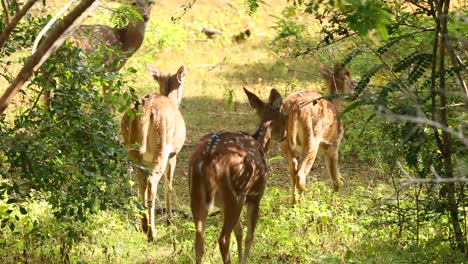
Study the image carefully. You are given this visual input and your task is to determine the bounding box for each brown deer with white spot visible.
[44,0,153,107]
[189,88,283,264]
[121,64,186,241]
[281,63,356,203]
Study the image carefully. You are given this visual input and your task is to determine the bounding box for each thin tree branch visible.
[407,0,431,13]
[32,0,81,54]
[428,0,444,151]
[0,0,39,50]
[0,0,99,114]
[1,0,10,23]
[377,107,468,147]
[397,161,468,185]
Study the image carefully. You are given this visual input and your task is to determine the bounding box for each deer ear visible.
[268,88,282,109]
[145,63,160,79]
[319,64,331,78]
[243,87,264,112]
[176,65,186,83]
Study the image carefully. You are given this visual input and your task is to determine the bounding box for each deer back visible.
[189,132,267,208]
[121,65,186,162]
[282,91,342,149]
[281,63,355,152]
[122,95,185,161]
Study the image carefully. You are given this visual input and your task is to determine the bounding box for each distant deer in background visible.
[43,0,153,107]
[189,88,283,264]
[281,63,356,203]
[121,64,186,241]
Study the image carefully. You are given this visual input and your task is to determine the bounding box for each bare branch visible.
[443,35,468,100]
[0,0,39,50]
[1,0,10,23]
[397,161,468,185]
[400,177,468,185]
[377,106,468,147]
[0,0,99,114]
[32,0,81,54]
[171,0,196,23]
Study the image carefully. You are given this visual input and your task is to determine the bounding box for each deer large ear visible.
[176,65,186,83]
[145,63,160,80]
[319,64,331,79]
[243,87,265,112]
[268,88,282,110]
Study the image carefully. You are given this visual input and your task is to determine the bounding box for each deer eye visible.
[148,0,154,4]
[132,2,137,6]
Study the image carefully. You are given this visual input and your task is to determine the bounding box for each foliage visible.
[0,6,139,260]
[270,0,467,255]
[110,4,144,28]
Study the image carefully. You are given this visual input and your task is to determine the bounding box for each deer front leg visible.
[324,147,341,191]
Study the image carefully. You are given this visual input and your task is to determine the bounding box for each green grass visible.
[1,0,466,263]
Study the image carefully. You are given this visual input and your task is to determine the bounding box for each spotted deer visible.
[44,0,153,107]
[189,88,283,264]
[121,64,186,241]
[281,63,356,203]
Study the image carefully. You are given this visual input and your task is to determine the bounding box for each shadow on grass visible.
[220,58,322,85]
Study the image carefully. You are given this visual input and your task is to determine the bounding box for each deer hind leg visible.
[165,155,177,221]
[282,142,299,204]
[146,167,164,241]
[296,139,320,200]
[324,146,341,191]
[219,196,243,264]
[233,220,243,263]
[191,198,208,264]
[241,200,261,264]
[134,166,149,233]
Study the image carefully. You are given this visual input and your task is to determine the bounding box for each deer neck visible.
[253,121,273,152]
[122,20,147,53]
[327,78,344,114]
[166,88,183,108]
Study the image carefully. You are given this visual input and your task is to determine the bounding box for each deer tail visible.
[138,113,150,155]
[288,112,299,147]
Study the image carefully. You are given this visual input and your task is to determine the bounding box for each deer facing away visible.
[281,63,356,203]
[121,64,186,241]
[189,88,283,264]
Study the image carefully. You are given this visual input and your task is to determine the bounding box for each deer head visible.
[122,0,153,52]
[145,64,186,107]
[243,87,284,145]
[319,62,356,98]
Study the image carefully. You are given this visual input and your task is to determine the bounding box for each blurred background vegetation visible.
[0,0,466,263]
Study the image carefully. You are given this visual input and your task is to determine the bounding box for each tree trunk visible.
[436,0,466,254]
[0,0,38,50]
[0,0,98,114]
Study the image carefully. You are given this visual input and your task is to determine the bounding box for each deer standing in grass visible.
[121,64,186,241]
[44,0,153,107]
[281,63,356,203]
[189,88,284,264]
